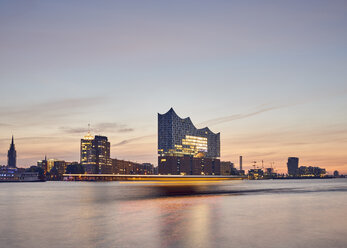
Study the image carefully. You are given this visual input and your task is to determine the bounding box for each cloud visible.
[200,90,347,127]
[60,127,89,134]
[0,97,108,120]
[201,105,282,126]
[60,122,134,134]
[113,135,155,147]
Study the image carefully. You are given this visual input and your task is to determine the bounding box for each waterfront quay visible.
[63,174,246,182]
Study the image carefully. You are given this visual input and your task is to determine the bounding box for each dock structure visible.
[63,174,246,182]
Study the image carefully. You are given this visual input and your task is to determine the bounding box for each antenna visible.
[88,123,91,134]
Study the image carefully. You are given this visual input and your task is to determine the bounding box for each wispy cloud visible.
[0,97,107,119]
[200,105,283,126]
[113,135,155,147]
[201,90,347,127]
[60,122,134,134]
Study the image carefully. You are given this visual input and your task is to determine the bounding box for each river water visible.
[1,179,347,248]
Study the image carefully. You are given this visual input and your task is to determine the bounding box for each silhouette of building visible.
[158,108,220,175]
[80,131,111,174]
[297,166,326,177]
[94,135,111,174]
[220,161,234,175]
[37,155,48,175]
[7,135,16,168]
[111,159,155,175]
[287,157,299,176]
[248,168,264,180]
[47,159,66,178]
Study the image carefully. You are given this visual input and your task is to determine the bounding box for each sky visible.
[0,0,346,174]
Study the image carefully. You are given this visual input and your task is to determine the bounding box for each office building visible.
[159,156,220,175]
[81,131,97,173]
[112,159,155,175]
[94,135,112,174]
[7,136,16,168]
[287,157,299,176]
[297,166,326,177]
[220,161,234,175]
[47,159,66,174]
[80,131,111,174]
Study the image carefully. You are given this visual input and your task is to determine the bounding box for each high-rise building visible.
[80,132,111,174]
[81,131,96,173]
[94,135,111,174]
[158,108,220,158]
[158,108,220,175]
[7,135,16,168]
[287,157,299,176]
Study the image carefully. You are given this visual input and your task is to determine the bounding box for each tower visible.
[7,135,17,168]
[287,157,299,176]
[81,129,96,174]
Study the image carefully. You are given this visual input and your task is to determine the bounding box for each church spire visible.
[8,135,16,168]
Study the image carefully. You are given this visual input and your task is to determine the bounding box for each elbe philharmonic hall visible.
[158,108,221,175]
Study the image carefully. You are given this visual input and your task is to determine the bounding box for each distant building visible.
[111,159,155,175]
[248,168,264,180]
[7,136,16,168]
[47,159,66,176]
[37,156,48,175]
[287,157,299,176]
[80,131,111,174]
[334,170,339,177]
[264,167,277,179]
[220,161,234,175]
[297,166,326,177]
[158,108,220,175]
[141,163,155,175]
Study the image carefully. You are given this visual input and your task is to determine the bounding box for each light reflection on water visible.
[1,179,347,248]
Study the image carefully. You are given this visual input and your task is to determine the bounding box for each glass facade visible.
[80,133,111,174]
[158,108,220,158]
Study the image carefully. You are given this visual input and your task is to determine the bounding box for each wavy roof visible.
[159,108,219,135]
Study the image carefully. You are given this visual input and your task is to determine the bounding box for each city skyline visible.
[1,1,347,173]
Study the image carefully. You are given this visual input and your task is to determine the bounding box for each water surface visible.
[1,179,346,248]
